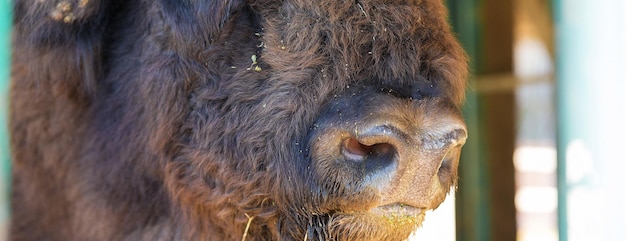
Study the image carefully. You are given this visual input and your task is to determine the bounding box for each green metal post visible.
[446,1,493,241]
[0,0,12,228]
[554,0,626,240]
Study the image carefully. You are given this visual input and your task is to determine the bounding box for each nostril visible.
[422,128,467,150]
[342,138,369,162]
[341,138,395,161]
[342,138,397,172]
[439,146,461,174]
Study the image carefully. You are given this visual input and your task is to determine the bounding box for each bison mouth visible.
[370,203,427,226]
[371,203,426,218]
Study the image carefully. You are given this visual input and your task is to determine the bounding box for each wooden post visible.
[481,1,517,241]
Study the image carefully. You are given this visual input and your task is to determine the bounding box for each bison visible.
[9,0,468,240]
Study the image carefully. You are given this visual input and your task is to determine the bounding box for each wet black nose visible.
[304,90,467,209]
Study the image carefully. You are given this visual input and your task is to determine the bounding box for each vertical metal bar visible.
[446,1,493,241]
[554,0,626,240]
[0,0,13,228]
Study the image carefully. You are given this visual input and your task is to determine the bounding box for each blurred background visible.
[0,0,624,240]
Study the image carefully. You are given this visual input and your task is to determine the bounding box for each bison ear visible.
[13,0,109,47]
[12,0,110,99]
[159,0,249,42]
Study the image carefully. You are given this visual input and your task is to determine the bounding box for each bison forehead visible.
[261,1,423,69]
[252,0,465,104]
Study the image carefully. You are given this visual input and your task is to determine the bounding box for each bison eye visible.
[379,77,438,101]
[379,85,414,100]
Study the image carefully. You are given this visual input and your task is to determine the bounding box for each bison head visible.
[10,0,467,240]
[162,0,467,240]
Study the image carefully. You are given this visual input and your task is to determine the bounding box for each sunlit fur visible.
[10,0,467,240]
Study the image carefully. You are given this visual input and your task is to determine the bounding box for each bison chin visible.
[309,211,425,241]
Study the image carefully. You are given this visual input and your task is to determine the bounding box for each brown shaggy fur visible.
[9,0,467,240]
